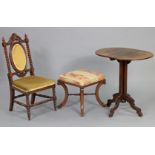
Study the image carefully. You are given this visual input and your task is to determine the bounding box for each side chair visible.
[2,33,56,120]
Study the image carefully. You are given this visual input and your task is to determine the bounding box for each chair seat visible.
[13,76,55,93]
[59,69,105,87]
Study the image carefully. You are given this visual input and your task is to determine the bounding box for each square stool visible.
[57,69,106,116]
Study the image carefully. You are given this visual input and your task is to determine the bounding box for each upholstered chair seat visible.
[13,76,55,93]
[2,33,57,120]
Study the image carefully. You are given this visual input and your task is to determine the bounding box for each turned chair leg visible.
[9,88,15,111]
[26,94,31,120]
[31,93,36,105]
[52,86,57,111]
[80,88,84,117]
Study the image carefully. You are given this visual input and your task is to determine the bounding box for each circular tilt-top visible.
[96,48,153,61]
[95,47,153,117]
[11,43,27,72]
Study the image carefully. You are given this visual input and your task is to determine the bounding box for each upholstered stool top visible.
[59,69,105,87]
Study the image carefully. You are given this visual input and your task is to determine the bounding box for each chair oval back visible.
[10,43,27,72]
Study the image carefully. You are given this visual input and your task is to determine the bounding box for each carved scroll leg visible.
[95,81,106,107]
[26,94,31,120]
[57,81,69,109]
[52,85,57,111]
[126,95,143,117]
[107,93,119,107]
[80,88,84,117]
[9,88,15,111]
[109,96,120,117]
[107,100,113,107]
[31,93,36,105]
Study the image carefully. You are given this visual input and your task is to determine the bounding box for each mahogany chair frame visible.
[57,79,106,117]
[2,33,56,120]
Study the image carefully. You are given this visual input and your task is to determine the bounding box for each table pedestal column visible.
[107,61,143,117]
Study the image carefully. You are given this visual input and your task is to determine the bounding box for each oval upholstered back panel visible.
[11,43,27,72]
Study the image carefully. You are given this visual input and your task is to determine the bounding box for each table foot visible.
[125,95,143,117]
[107,93,119,107]
[109,102,120,117]
[108,93,143,117]
[107,99,113,107]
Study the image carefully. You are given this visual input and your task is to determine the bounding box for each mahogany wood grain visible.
[96,47,153,117]
[96,48,153,61]
[57,79,106,117]
[2,33,57,120]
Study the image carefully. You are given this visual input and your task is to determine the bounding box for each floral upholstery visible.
[59,69,105,86]
[13,76,55,93]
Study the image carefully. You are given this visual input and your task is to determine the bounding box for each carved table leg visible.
[108,61,143,117]
[109,96,121,117]
[109,102,120,117]
[107,93,119,107]
[95,81,106,107]
[57,81,69,109]
[125,95,143,117]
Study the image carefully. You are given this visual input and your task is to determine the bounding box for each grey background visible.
[0,27,155,126]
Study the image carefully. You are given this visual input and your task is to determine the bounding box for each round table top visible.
[96,48,153,61]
